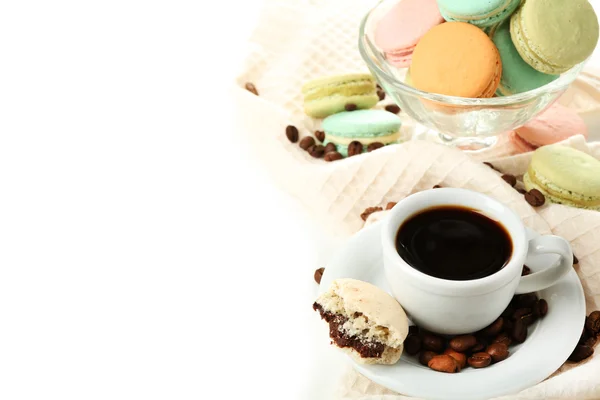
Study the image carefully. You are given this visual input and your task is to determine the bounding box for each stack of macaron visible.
[374,0,599,98]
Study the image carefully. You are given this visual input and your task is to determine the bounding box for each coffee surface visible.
[396,206,512,281]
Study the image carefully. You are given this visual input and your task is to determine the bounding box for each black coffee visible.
[395,206,512,281]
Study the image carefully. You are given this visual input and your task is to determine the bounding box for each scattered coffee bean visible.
[574,254,579,265]
[486,343,509,363]
[449,335,477,352]
[377,89,386,101]
[308,145,325,158]
[419,350,437,366]
[324,152,343,162]
[501,306,516,320]
[585,311,600,336]
[408,325,419,336]
[468,352,492,368]
[525,189,545,207]
[385,104,401,114]
[404,334,422,355]
[444,348,467,370]
[360,206,383,222]
[315,130,325,143]
[568,345,594,362]
[511,318,527,343]
[522,265,531,276]
[579,327,588,345]
[324,143,337,154]
[376,84,382,91]
[433,185,442,189]
[517,188,527,195]
[244,82,259,96]
[345,103,357,111]
[428,355,459,373]
[470,337,488,353]
[583,336,597,348]
[285,125,299,143]
[482,317,504,337]
[516,293,538,309]
[493,332,512,347]
[386,202,397,210]
[314,268,324,284]
[299,136,316,150]
[503,319,514,335]
[513,308,535,326]
[483,162,497,171]
[367,142,385,152]
[502,174,517,187]
[348,141,363,157]
[534,299,548,318]
[422,333,444,352]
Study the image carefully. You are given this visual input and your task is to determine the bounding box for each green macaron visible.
[524,145,600,211]
[437,0,521,28]
[302,74,379,118]
[322,110,402,157]
[510,0,600,75]
[490,21,558,96]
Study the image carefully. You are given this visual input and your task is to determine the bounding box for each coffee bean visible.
[285,125,299,143]
[449,335,477,352]
[579,327,588,345]
[444,348,467,370]
[470,337,488,353]
[376,84,382,91]
[468,352,492,368]
[433,185,442,189]
[367,142,385,152]
[511,318,527,343]
[522,265,531,276]
[513,308,535,326]
[348,141,363,157]
[583,336,597,348]
[419,351,437,366]
[517,188,527,195]
[385,104,401,114]
[483,162,497,171]
[245,82,259,96]
[386,202,397,210]
[503,319,514,335]
[574,254,579,265]
[568,345,594,362]
[377,89,386,101]
[534,299,548,318]
[428,355,459,373]
[486,343,509,363]
[315,130,325,143]
[360,206,383,222]
[585,311,600,335]
[501,305,516,320]
[482,317,504,337]
[324,143,337,154]
[516,293,538,309]
[525,189,545,207]
[309,145,325,158]
[345,103,357,111]
[502,174,517,187]
[324,152,343,162]
[314,268,324,284]
[299,136,316,150]
[408,325,419,336]
[404,334,422,355]
[493,332,512,347]
[422,333,444,352]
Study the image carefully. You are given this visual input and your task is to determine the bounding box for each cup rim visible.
[382,188,528,295]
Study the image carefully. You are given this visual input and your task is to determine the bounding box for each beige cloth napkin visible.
[232,0,600,398]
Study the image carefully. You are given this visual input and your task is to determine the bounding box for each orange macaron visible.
[411,22,502,98]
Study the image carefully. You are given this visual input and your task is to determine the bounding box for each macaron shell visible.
[437,0,520,27]
[510,0,600,74]
[515,104,588,147]
[509,131,537,153]
[411,22,502,98]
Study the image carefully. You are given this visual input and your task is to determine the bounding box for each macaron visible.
[302,74,379,118]
[524,145,600,210]
[510,104,588,153]
[437,0,521,28]
[511,0,600,74]
[313,278,409,365]
[490,21,559,96]
[374,0,444,68]
[411,22,502,98]
[322,110,402,157]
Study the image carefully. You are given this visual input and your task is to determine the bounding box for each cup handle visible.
[515,235,573,294]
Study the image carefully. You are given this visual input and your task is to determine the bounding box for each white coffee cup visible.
[382,188,573,335]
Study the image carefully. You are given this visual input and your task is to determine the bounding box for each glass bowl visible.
[358,0,587,150]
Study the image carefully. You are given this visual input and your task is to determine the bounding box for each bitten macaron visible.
[490,21,558,96]
[374,0,444,68]
[510,104,588,152]
[524,145,600,210]
[411,22,502,98]
[302,74,379,118]
[437,0,521,28]
[511,0,600,74]
[322,110,402,157]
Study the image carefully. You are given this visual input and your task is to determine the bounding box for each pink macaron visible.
[510,104,588,153]
[374,0,444,68]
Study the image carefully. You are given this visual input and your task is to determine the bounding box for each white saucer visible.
[320,221,586,400]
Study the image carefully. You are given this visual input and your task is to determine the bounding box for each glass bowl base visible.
[411,124,499,152]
